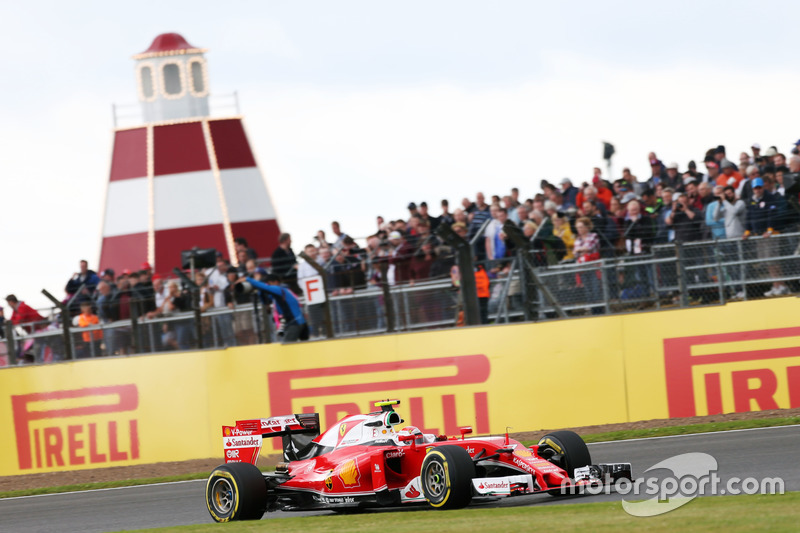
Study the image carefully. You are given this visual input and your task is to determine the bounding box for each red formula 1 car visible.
[205,400,631,522]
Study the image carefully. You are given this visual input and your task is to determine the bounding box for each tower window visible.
[140,66,154,98]
[189,58,208,96]
[137,63,157,102]
[162,63,183,96]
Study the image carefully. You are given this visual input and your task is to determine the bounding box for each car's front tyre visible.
[420,445,475,510]
[206,463,267,522]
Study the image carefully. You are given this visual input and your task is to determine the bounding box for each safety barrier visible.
[0,296,798,476]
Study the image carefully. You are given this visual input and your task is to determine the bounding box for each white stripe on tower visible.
[201,119,237,263]
[146,123,155,267]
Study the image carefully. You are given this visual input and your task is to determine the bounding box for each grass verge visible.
[149,492,800,532]
[2,416,797,499]
[520,415,800,447]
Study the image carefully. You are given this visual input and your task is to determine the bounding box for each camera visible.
[235,281,254,295]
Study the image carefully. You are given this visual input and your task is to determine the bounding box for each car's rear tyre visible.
[206,463,267,522]
[538,430,591,478]
[420,445,475,510]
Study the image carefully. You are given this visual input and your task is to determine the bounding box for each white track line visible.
[588,423,800,445]
[0,479,206,501]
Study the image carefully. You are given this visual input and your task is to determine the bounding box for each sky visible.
[3,0,800,310]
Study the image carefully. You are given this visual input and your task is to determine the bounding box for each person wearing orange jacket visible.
[74,301,103,358]
[474,264,491,324]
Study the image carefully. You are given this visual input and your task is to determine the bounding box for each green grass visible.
[2,416,797,499]
[0,472,211,499]
[521,416,800,447]
[149,492,800,532]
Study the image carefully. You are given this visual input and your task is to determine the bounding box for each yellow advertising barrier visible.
[1,297,798,476]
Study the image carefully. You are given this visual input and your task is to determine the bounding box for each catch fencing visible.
[2,231,799,366]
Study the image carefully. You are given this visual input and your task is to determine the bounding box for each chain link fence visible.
[3,232,799,367]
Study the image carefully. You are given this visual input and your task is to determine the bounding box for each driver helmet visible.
[396,426,425,444]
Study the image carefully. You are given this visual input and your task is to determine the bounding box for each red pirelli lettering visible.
[11,385,139,470]
[664,328,800,417]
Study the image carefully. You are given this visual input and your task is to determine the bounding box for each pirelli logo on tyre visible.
[11,384,140,471]
[664,327,800,418]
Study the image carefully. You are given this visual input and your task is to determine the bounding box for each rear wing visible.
[227,413,320,438]
[222,413,320,465]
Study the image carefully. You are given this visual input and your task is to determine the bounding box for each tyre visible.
[206,463,267,522]
[538,430,591,478]
[420,445,476,510]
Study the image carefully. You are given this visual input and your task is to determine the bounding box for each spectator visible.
[234,237,258,261]
[685,160,706,184]
[468,192,491,260]
[704,186,727,240]
[244,258,268,280]
[95,281,118,354]
[744,178,789,296]
[573,217,603,312]
[552,213,575,261]
[714,186,747,238]
[388,230,415,285]
[207,258,236,347]
[719,161,744,189]
[418,201,439,231]
[581,200,617,255]
[622,200,655,256]
[66,259,100,296]
[655,188,675,244]
[559,178,579,208]
[331,221,348,249]
[65,259,100,314]
[244,274,308,342]
[439,199,455,228]
[315,229,332,250]
[661,162,682,190]
[576,185,609,215]
[162,280,194,350]
[407,202,419,221]
[640,188,662,215]
[270,233,300,295]
[666,192,703,242]
[4,294,45,333]
[73,301,102,358]
[298,244,326,337]
[705,162,720,189]
[410,240,437,284]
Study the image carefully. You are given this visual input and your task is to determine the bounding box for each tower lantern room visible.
[133,33,210,122]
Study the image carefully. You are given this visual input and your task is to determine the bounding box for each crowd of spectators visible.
[4,142,800,362]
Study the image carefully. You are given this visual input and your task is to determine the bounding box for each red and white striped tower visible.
[99,33,280,273]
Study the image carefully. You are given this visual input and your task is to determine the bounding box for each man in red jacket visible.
[4,295,45,333]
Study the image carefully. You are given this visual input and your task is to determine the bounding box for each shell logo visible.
[514,448,532,457]
[338,459,361,487]
[224,428,231,437]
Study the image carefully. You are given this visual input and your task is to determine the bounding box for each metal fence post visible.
[42,289,73,360]
[674,242,689,307]
[378,262,395,333]
[436,224,480,326]
[4,322,16,365]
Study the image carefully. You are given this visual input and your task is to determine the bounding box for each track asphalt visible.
[1,425,797,532]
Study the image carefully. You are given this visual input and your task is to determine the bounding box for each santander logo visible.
[405,486,420,498]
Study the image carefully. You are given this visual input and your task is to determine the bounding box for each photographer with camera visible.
[239,274,308,342]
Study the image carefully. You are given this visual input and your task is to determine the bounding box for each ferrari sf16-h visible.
[206,400,631,521]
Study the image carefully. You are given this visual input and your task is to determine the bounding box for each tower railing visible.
[111,92,241,129]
